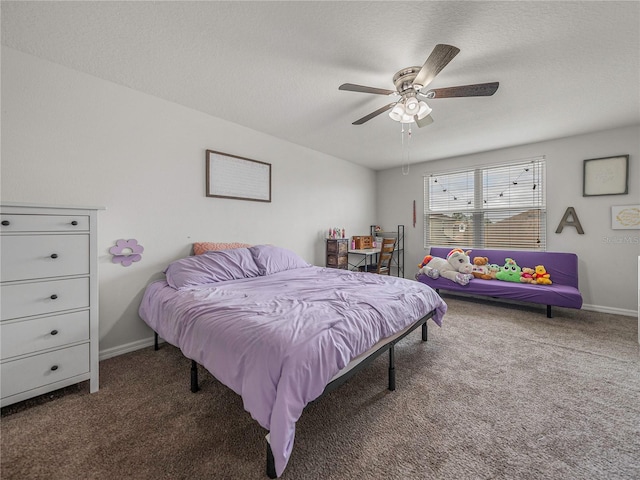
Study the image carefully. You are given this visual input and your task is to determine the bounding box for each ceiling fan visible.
[339,44,499,128]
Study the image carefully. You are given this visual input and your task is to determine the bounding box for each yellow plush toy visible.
[533,265,552,284]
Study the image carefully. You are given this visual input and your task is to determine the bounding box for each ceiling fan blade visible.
[352,103,396,125]
[339,83,396,95]
[414,114,434,128]
[413,44,460,89]
[422,82,499,99]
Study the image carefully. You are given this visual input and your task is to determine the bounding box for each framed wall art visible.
[583,155,629,197]
[206,150,271,202]
[611,205,640,230]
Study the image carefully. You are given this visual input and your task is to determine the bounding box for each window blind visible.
[424,158,546,250]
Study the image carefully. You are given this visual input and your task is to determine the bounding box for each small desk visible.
[348,248,381,272]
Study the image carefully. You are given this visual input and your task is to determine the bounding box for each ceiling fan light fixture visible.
[417,101,432,119]
[400,113,415,124]
[405,96,419,114]
[389,103,405,121]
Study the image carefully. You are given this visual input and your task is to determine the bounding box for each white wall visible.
[3,46,637,361]
[1,47,377,356]
[377,124,640,316]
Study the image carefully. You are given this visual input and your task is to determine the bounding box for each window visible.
[424,157,546,250]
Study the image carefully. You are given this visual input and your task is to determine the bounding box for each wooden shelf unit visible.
[326,238,349,269]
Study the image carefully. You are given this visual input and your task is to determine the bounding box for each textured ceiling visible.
[2,1,639,170]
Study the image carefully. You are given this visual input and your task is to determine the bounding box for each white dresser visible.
[1,203,102,407]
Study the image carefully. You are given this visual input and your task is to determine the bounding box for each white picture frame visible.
[611,205,640,230]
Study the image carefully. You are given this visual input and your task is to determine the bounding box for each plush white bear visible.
[418,248,474,285]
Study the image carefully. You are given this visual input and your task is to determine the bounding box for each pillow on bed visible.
[249,245,311,276]
[193,242,252,255]
[165,248,260,288]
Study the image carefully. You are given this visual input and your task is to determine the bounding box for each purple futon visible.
[416,247,583,317]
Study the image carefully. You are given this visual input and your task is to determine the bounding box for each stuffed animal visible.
[419,248,474,285]
[533,265,552,284]
[495,258,522,282]
[471,256,492,280]
[487,264,501,279]
[520,267,536,284]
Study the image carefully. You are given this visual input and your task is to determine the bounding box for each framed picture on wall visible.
[611,205,640,230]
[583,155,629,196]
[206,150,271,202]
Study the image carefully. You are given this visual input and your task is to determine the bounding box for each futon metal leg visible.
[154,332,159,351]
[422,322,428,341]
[266,441,277,479]
[190,360,199,393]
[547,305,552,318]
[388,345,396,391]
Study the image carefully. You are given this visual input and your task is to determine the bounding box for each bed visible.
[139,245,447,477]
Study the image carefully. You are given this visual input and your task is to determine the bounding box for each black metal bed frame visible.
[153,310,434,479]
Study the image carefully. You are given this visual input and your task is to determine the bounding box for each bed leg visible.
[154,332,159,351]
[266,441,277,479]
[190,360,199,393]
[388,345,396,391]
[422,322,428,341]
[547,305,552,318]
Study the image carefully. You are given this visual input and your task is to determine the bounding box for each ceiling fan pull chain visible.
[401,125,411,175]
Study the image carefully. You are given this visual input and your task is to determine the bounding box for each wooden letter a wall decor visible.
[555,207,585,234]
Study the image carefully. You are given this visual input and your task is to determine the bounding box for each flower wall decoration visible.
[109,239,144,267]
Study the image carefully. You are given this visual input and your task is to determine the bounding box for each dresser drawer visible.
[327,253,348,267]
[1,311,90,360]
[1,343,90,399]
[0,214,89,233]
[327,239,349,254]
[0,278,89,321]
[1,234,89,282]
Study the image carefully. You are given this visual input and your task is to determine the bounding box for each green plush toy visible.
[496,258,522,282]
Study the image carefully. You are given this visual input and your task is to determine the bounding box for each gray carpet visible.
[2,296,639,480]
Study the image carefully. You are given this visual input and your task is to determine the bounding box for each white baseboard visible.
[99,336,158,361]
[581,303,638,318]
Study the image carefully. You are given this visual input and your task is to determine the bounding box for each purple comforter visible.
[139,266,446,476]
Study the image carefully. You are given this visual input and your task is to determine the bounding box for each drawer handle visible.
[1,220,9,226]
[50,365,59,371]
[50,294,58,300]
[50,253,59,259]
[51,329,59,336]
[71,220,78,226]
